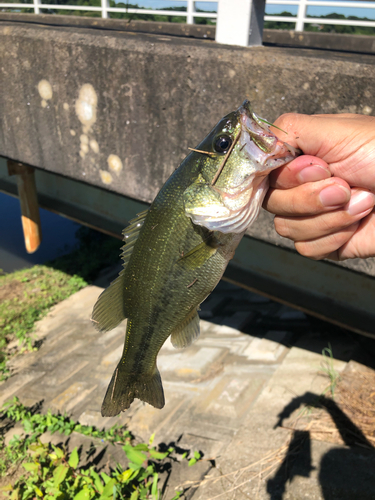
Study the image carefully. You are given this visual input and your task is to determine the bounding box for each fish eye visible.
[214,135,232,154]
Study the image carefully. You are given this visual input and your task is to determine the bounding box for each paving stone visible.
[4,424,25,446]
[279,308,307,321]
[50,382,98,412]
[100,345,123,367]
[242,335,288,362]
[158,347,225,379]
[0,371,46,407]
[195,370,270,421]
[1,280,373,499]
[96,325,126,345]
[200,321,242,337]
[222,311,255,330]
[199,295,228,319]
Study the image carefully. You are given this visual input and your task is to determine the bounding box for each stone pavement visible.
[2,277,375,499]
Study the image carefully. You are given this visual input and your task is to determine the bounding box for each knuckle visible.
[295,241,322,260]
[274,217,292,238]
[275,112,300,127]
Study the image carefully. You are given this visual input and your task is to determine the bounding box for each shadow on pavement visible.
[267,392,375,500]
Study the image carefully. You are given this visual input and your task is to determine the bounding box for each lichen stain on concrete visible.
[75,84,97,131]
[107,154,123,174]
[90,139,99,154]
[362,105,373,115]
[38,79,53,108]
[38,80,52,100]
[79,134,90,157]
[99,170,113,185]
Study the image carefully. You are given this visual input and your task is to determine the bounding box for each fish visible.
[92,100,300,417]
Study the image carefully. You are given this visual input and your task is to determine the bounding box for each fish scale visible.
[92,100,300,416]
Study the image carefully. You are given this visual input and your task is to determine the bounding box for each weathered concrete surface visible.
[2,279,375,498]
[2,18,375,278]
[1,20,375,206]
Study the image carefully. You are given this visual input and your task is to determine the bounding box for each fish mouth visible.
[239,100,299,171]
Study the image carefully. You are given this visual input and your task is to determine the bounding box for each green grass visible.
[320,344,341,399]
[0,226,121,381]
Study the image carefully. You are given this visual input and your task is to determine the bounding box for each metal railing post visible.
[101,0,109,18]
[295,0,307,31]
[33,0,40,15]
[216,0,266,46]
[187,0,194,24]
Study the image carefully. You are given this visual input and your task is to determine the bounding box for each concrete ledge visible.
[1,14,374,53]
[263,29,375,54]
[0,13,215,40]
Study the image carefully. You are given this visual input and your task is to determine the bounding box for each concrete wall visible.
[1,16,375,281]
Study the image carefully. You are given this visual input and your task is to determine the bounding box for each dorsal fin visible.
[91,210,148,332]
[170,309,200,348]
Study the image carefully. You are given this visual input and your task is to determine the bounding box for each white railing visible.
[265,0,375,31]
[0,0,218,22]
[2,0,375,44]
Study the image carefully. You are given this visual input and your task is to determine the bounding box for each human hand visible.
[263,113,375,261]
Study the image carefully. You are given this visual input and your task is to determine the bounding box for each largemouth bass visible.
[92,100,299,417]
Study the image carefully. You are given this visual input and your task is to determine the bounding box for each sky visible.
[118,1,375,21]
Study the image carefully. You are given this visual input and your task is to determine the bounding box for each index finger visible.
[269,155,331,190]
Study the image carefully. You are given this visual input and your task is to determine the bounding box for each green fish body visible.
[92,101,299,416]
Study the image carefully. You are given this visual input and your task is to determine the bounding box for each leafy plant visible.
[0,399,199,499]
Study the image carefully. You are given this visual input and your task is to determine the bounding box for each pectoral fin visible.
[171,309,200,348]
[178,240,217,269]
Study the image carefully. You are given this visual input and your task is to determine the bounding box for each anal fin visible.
[92,272,127,332]
[171,309,200,348]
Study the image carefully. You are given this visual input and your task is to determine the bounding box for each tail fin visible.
[101,363,165,417]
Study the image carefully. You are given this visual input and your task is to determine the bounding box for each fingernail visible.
[319,185,350,208]
[347,190,375,216]
[297,165,331,183]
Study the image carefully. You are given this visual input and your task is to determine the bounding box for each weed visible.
[0,398,197,499]
[320,344,341,399]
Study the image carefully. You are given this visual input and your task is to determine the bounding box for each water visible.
[0,192,82,273]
